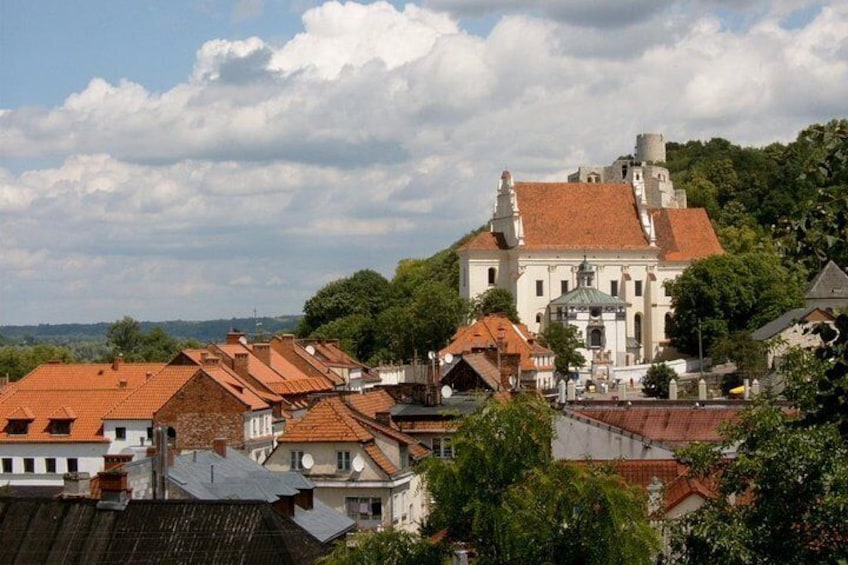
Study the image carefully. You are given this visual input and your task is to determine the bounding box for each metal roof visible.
[549,286,627,306]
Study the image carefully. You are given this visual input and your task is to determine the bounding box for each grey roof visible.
[751,307,832,341]
[0,497,315,564]
[549,286,627,307]
[390,394,487,418]
[169,448,354,544]
[806,260,848,299]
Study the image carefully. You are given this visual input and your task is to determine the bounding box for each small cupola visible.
[577,256,596,289]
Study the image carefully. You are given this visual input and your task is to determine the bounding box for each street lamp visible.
[697,318,704,378]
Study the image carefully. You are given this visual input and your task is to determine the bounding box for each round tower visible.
[635,133,666,163]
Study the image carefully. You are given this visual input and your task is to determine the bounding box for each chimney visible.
[273,494,296,517]
[103,454,133,470]
[118,378,128,389]
[203,354,220,368]
[233,352,249,379]
[62,472,91,498]
[213,438,227,458]
[97,469,131,511]
[295,487,314,510]
[112,354,123,371]
[226,331,247,345]
[253,343,271,365]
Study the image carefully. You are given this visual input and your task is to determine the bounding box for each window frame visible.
[67,457,78,473]
[290,450,305,471]
[1,458,12,473]
[337,450,351,471]
[115,426,127,440]
[45,457,57,473]
[7,420,29,436]
[536,279,544,297]
[635,280,643,297]
[610,280,619,297]
[23,458,34,474]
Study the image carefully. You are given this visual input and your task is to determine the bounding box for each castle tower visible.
[635,133,666,163]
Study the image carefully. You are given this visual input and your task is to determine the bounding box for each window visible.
[561,280,569,295]
[536,280,544,297]
[45,458,56,473]
[50,420,71,435]
[290,450,305,470]
[589,329,603,348]
[337,450,351,471]
[665,313,673,339]
[7,420,29,435]
[400,446,409,468]
[664,282,672,297]
[2,458,11,473]
[635,280,643,297]
[431,437,454,458]
[610,280,618,297]
[488,267,497,286]
[67,458,78,473]
[23,458,34,473]
[634,313,643,344]
[345,497,383,525]
[146,427,153,440]
[535,313,542,324]
[115,427,126,440]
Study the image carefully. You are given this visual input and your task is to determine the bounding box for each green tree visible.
[320,529,442,565]
[0,344,76,381]
[297,270,391,337]
[665,253,805,356]
[310,314,374,362]
[642,362,676,399]
[539,322,586,374]
[710,331,769,382]
[106,317,194,362]
[671,314,848,563]
[471,287,520,323]
[107,316,144,357]
[420,395,659,563]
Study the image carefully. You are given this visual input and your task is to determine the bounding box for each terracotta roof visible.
[48,406,77,420]
[441,314,552,372]
[569,406,742,447]
[456,231,509,251]
[349,412,429,460]
[363,443,399,476]
[345,389,397,419]
[278,397,373,443]
[202,366,273,411]
[12,362,164,392]
[6,406,35,420]
[652,208,724,261]
[105,366,199,420]
[270,336,346,387]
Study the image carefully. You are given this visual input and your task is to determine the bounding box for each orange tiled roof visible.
[270,336,346,387]
[104,365,199,420]
[441,314,552,372]
[201,366,273,411]
[570,407,741,446]
[278,397,373,443]
[48,406,77,420]
[350,412,430,460]
[363,443,399,476]
[653,208,724,261]
[345,389,397,419]
[7,406,35,420]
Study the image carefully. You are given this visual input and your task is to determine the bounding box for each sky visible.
[1,0,846,325]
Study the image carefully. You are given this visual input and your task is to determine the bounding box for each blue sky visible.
[1,0,845,325]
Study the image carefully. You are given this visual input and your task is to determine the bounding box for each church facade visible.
[458,134,724,367]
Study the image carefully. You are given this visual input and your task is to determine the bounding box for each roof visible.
[270,335,346,387]
[550,285,627,306]
[751,307,835,341]
[568,406,742,447]
[652,208,725,261]
[0,497,319,564]
[805,260,848,300]
[445,353,502,391]
[0,362,165,443]
[104,365,199,420]
[345,389,397,419]
[441,314,553,372]
[167,448,355,544]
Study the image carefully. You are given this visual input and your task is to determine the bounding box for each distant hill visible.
[0,316,301,346]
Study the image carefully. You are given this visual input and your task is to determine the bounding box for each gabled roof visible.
[444,353,502,391]
[270,336,346,387]
[652,208,724,261]
[48,406,77,420]
[104,366,199,420]
[201,366,273,411]
[568,406,742,447]
[751,307,835,341]
[806,260,848,300]
[441,314,553,372]
[279,397,373,443]
[345,389,397,419]
[166,448,355,544]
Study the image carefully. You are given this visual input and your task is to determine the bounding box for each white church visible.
[458,134,724,368]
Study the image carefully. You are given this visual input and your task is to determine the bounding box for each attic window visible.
[50,420,72,435]
[6,420,29,436]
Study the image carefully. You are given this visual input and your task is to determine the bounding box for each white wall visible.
[0,443,108,486]
[553,415,676,461]
[103,419,152,453]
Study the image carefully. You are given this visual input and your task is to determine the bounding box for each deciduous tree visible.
[539,322,586,374]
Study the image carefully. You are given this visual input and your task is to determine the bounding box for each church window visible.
[635,280,643,297]
[634,313,643,343]
[589,329,603,348]
[487,267,496,286]
[561,280,569,295]
[536,280,544,297]
[535,313,542,324]
[610,281,618,297]
[622,165,628,178]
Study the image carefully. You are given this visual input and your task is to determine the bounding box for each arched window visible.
[535,313,543,325]
[488,267,496,286]
[665,313,673,339]
[634,313,642,344]
[589,329,603,348]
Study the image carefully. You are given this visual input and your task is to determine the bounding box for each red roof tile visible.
[278,397,373,443]
[105,366,199,420]
[363,443,399,476]
[346,389,397,419]
[653,208,724,261]
[441,314,552,372]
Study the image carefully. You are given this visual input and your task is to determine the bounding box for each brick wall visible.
[155,374,246,450]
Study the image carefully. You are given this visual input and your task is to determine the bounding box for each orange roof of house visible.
[653,208,724,261]
[201,366,273,411]
[349,412,429,460]
[11,362,164,392]
[441,314,552,372]
[104,366,199,420]
[570,407,741,447]
[278,397,373,443]
[345,389,397,419]
[363,443,399,476]
[270,336,346,387]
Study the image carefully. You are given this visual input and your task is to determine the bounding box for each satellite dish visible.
[428,351,436,360]
[508,375,517,388]
[305,345,316,356]
[301,453,314,470]
[352,455,365,473]
[443,353,453,364]
[441,385,453,399]
[238,336,248,345]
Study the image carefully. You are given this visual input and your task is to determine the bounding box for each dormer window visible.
[50,420,72,435]
[7,420,29,436]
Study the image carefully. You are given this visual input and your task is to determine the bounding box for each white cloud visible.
[0,0,846,324]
